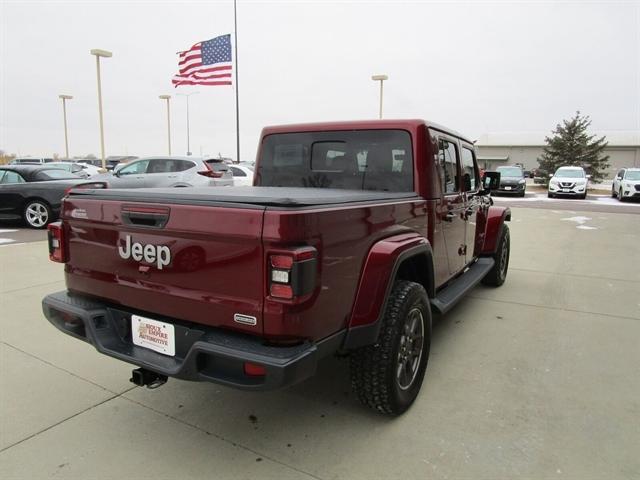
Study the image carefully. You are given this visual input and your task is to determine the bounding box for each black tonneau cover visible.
[68,186,420,207]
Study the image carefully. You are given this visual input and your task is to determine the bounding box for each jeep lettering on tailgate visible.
[118,235,171,270]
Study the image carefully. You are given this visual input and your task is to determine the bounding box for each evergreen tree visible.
[538,111,610,183]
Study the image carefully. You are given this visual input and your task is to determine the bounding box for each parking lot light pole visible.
[176,91,199,156]
[371,74,388,119]
[58,94,73,159]
[159,95,172,155]
[90,49,112,170]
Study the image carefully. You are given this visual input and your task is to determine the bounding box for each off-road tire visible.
[481,224,510,287]
[23,200,52,229]
[350,281,431,415]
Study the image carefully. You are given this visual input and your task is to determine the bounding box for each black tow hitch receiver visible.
[130,368,168,389]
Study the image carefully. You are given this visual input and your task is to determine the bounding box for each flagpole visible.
[233,0,240,163]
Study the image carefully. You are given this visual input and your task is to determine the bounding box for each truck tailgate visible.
[62,197,266,335]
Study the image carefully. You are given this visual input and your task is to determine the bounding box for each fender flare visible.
[480,206,511,255]
[342,233,434,350]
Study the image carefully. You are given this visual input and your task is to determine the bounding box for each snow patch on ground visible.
[561,216,592,224]
[561,216,599,230]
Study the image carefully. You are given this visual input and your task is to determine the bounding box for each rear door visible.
[436,137,466,276]
[460,144,482,262]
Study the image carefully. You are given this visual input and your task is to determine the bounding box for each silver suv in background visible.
[548,166,589,199]
[612,168,640,201]
[94,156,234,188]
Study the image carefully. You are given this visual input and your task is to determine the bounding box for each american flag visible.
[172,34,233,87]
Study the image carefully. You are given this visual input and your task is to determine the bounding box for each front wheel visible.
[618,189,625,202]
[350,281,431,415]
[611,187,617,198]
[23,200,52,229]
[482,224,510,287]
[547,192,554,198]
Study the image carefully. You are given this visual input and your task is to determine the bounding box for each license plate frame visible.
[131,315,175,356]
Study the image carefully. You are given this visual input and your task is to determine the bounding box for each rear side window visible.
[461,147,478,191]
[257,129,414,192]
[1,170,26,184]
[438,139,459,194]
[205,160,229,172]
[34,169,77,180]
[230,166,246,177]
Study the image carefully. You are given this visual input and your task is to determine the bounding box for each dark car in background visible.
[0,165,106,228]
[491,166,527,196]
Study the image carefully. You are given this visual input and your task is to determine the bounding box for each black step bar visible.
[430,257,495,314]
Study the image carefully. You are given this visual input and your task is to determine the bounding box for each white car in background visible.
[548,166,589,199]
[228,164,254,186]
[611,168,640,201]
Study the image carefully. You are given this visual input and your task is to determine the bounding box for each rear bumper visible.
[492,184,525,194]
[42,291,343,391]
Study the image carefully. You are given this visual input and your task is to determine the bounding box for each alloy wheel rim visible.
[26,203,48,227]
[396,307,424,390]
[499,236,509,279]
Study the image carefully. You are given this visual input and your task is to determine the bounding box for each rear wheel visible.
[482,224,510,287]
[350,281,431,415]
[23,200,52,229]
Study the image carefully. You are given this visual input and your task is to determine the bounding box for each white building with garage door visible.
[476,131,640,178]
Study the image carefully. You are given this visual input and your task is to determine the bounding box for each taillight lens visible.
[65,182,107,195]
[268,247,317,301]
[48,222,67,263]
[197,170,223,178]
[199,162,224,178]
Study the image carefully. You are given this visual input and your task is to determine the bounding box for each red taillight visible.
[267,247,317,301]
[47,222,67,263]
[270,283,293,299]
[197,170,223,178]
[271,255,293,269]
[65,182,107,195]
[243,362,267,377]
[199,162,224,178]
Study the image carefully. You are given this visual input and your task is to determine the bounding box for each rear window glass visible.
[257,130,413,192]
[35,169,78,180]
[205,160,229,172]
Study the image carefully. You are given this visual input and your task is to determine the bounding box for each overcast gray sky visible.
[1,0,639,160]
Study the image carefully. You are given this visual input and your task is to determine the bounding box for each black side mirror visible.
[481,171,500,194]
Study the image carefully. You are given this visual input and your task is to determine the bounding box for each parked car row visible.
[0,157,256,228]
[486,164,640,202]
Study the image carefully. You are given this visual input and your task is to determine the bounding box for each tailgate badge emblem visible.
[118,235,171,270]
[234,314,257,326]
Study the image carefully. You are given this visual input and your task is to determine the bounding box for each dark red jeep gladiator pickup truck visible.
[43,119,510,415]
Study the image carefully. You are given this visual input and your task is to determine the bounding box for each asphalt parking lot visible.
[1,205,639,479]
